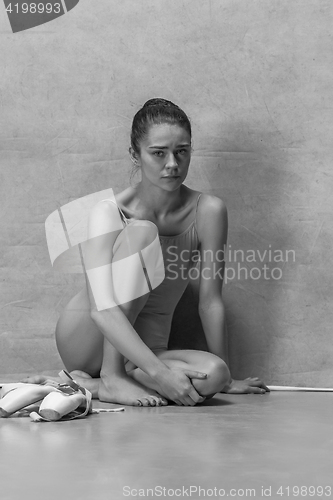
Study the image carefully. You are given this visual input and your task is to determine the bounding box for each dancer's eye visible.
[153,151,164,157]
[176,149,189,156]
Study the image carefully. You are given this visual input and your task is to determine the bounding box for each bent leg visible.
[55,220,168,406]
[130,349,230,402]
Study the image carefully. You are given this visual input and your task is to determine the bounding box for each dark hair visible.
[130,98,191,154]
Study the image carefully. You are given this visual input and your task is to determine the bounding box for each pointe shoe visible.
[0,382,36,399]
[0,384,58,418]
[0,371,92,421]
[38,391,86,421]
[30,370,92,422]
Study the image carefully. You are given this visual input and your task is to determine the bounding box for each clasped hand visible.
[156,367,207,406]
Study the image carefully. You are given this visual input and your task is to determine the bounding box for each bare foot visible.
[69,371,99,399]
[19,371,162,406]
[98,375,168,407]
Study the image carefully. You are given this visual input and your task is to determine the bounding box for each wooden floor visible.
[0,392,332,500]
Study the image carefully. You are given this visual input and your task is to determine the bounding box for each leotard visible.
[116,193,202,354]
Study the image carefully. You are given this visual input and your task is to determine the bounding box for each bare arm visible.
[197,195,229,362]
[196,195,269,394]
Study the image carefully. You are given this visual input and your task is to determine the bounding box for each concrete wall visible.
[1,0,332,386]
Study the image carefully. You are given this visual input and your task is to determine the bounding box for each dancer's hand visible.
[222,377,270,394]
[156,368,207,406]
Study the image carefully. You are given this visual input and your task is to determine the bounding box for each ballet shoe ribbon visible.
[30,370,93,422]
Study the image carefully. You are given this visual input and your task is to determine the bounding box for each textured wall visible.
[0,0,332,386]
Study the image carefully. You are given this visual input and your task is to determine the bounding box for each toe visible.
[140,398,152,407]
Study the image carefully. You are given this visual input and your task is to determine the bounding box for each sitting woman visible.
[29,98,269,406]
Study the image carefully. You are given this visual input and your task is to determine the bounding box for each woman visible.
[31,98,268,406]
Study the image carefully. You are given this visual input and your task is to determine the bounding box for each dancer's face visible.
[133,123,191,191]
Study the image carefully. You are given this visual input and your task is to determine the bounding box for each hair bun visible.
[143,98,176,108]
[131,98,191,154]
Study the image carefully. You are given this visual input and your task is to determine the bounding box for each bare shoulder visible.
[113,187,138,218]
[114,187,136,207]
[89,186,135,219]
[88,198,124,239]
[90,198,117,218]
[196,193,228,245]
[198,193,227,218]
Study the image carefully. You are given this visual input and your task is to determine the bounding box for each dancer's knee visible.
[194,356,230,397]
[129,220,159,249]
[116,220,159,255]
